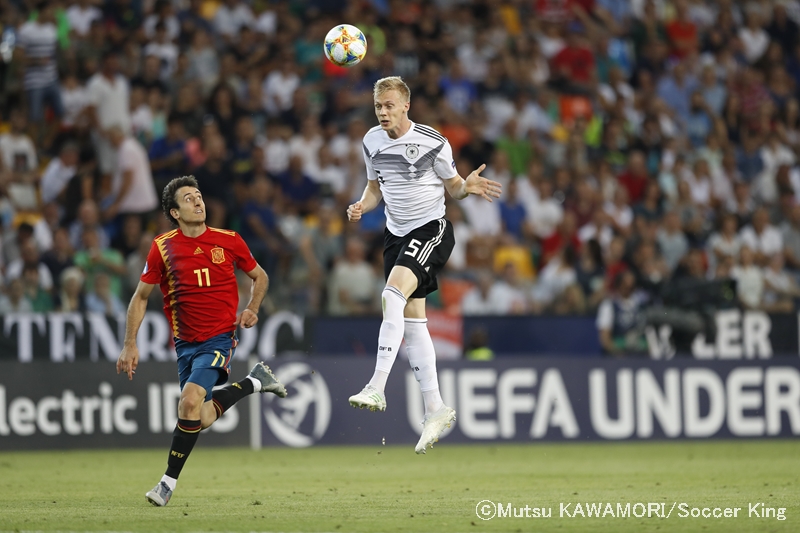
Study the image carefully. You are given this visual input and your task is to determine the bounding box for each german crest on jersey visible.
[405,144,419,159]
[211,247,226,264]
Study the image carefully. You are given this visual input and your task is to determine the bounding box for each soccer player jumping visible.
[116,176,287,506]
[347,77,501,453]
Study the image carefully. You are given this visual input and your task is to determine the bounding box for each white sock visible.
[247,375,261,392]
[367,286,407,392]
[404,318,444,415]
[423,389,444,415]
[369,370,390,391]
[161,474,177,491]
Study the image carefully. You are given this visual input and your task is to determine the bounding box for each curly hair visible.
[162,175,199,226]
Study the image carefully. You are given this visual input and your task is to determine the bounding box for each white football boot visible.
[348,384,387,412]
[415,405,456,454]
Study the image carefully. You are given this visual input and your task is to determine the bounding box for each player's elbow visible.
[251,265,268,285]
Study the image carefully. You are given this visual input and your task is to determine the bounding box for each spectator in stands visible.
[6,240,54,291]
[40,141,79,205]
[16,1,62,138]
[530,246,579,314]
[103,126,159,223]
[240,176,285,278]
[66,0,102,39]
[686,91,713,147]
[85,271,126,316]
[596,270,647,356]
[657,210,689,273]
[207,83,241,148]
[327,237,378,316]
[290,202,342,313]
[213,0,254,45]
[73,227,126,299]
[782,204,800,272]
[69,199,109,251]
[111,214,143,258]
[21,264,53,312]
[740,207,783,266]
[656,61,697,127]
[229,115,257,185]
[763,253,800,312]
[550,23,596,95]
[576,238,606,309]
[440,61,478,115]
[666,0,699,59]
[739,9,770,64]
[143,0,179,42]
[56,266,86,312]
[41,227,74,291]
[131,54,169,95]
[605,186,634,238]
[617,151,650,204]
[177,0,213,45]
[275,155,319,217]
[0,278,33,314]
[499,179,529,242]
[87,51,131,178]
[148,114,187,191]
[143,23,179,80]
[0,109,37,184]
[708,212,742,269]
[732,246,765,309]
[461,269,525,315]
[262,57,300,118]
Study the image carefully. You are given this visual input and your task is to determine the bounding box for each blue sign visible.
[260,358,800,447]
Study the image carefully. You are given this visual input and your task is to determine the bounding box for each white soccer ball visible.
[323,24,367,67]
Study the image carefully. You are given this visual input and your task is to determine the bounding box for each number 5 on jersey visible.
[194,268,211,287]
[404,239,423,258]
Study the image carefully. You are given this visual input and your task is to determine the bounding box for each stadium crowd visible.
[1,0,800,350]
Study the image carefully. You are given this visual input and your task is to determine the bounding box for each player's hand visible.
[347,201,363,221]
[116,344,139,381]
[465,164,502,202]
[235,308,259,328]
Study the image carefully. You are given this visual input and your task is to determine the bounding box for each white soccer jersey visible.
[363,122,457,236]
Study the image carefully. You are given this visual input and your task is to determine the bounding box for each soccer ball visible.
[323,24,367,67]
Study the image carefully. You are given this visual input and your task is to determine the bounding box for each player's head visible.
[162,175,205,227]
[373,76,411,134]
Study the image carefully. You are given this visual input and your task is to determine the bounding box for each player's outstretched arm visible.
[443,164,503,201]
[117,281,156,380]
[236,265,268,328]
[347,179,383,221]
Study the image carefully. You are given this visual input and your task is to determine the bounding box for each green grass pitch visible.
[0,441,797,533]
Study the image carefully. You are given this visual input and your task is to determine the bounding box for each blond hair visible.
[373,76,411,102]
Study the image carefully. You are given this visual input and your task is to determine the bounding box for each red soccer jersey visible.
[551,46,595,83]
[141,226,258,342]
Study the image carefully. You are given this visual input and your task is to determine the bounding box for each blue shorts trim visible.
[176,332,237,400]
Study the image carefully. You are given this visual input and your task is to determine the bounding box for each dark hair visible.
[586,239,604,268]
[162,175,199,226]
[101,49,118,63]
[167,112,184,125]
[563,245,577,267]
[18,222,34,235]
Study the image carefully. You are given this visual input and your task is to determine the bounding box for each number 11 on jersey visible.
[193,268,211,287]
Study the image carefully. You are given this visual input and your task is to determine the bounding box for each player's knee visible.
[381,286,407,317]
[178,390,205,417]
